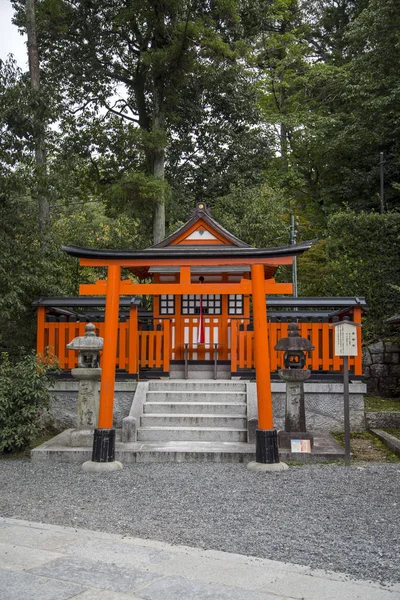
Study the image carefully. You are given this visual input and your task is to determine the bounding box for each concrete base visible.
[31,429,345,464]
[247,461,289,472]
[81,460,123,472]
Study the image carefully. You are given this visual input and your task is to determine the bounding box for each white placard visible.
[334,322,358,356]
[291,440,311,453]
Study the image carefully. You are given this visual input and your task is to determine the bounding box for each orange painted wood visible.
[47,323,56,357]
[67,324,77,369]
[118,322,128,370]
[98,265,121,429]
[80,279,291,297]
[163,320,171,372]
[179,266,191,283]
[128,307,138,374]
[353,307,363,375]
[36,317,364,376]
[37,307,46,356]
[139,333,147,368]
[79,256,294,268]
[251,264,274,430]
[230,320,238,372]
[322,321,331,371]
[57,322,67,368]
[155,330,162,368]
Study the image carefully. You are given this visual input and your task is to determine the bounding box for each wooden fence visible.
[36,306,363,375]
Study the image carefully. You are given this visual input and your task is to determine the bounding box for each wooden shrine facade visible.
[36,202,368,439]
[34,296,365,377]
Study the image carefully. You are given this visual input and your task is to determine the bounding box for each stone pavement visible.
[0,517,398,600]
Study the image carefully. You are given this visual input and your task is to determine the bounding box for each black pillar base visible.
[92,428,116,463]
[256,429,280,464]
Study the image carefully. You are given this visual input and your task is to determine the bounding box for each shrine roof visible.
[62,239,314,261]
[62,202,315,277]
[152,202,251,248]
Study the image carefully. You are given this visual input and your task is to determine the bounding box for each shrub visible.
[324,211,400,339]
[0,351,58,453]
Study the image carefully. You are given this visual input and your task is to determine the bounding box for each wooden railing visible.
[36,306,363,376]
[230,317,363,375]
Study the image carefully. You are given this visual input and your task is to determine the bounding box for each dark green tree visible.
[12,0,272,243]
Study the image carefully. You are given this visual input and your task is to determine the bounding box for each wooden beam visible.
[79,256,293,268]
[79,280,293,297]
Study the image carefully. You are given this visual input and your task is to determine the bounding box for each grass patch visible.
[364,395,400,412]
[384,428,400,440]
[332,430,400,463]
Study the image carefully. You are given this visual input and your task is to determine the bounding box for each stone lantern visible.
[66,323,103,435]
[274,323,315,449]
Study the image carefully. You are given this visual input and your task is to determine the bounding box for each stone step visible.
[146,391,246,403]
[148,380,246,392]
[144,402,247,415]
[169,370,232,380]
[137,427,247,442]
[169,363,230,372]
[141,414,247,428]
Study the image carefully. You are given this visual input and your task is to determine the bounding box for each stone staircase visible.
[137,380,248,443]
[168,361,231,380]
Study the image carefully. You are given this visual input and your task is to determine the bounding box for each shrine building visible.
[34,202,366,464]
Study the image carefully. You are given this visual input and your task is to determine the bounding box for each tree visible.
[26,0,50,234]
[13,0,266,243]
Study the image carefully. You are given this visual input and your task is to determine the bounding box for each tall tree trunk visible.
[152,79,166,244]
[26,0,50,235]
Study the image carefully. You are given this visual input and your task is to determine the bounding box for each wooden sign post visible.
[331,318,362,466]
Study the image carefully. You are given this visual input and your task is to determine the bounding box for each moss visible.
[364,395,400,412]
[331,430,400,463]
[384,428,400,440]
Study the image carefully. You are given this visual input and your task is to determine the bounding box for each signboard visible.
[291,439,311,453]
[334,322,358,356]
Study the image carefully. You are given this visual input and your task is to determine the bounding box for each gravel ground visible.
[0,460,399,585]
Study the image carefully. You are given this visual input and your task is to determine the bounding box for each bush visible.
[0,352,58,453]
[324,211,400,339]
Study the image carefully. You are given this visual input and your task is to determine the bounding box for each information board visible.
[334,322,358,356]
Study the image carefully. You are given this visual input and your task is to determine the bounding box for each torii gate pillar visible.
[249,264,283,468]
[82,264,123,472]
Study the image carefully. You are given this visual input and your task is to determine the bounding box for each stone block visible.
[366,412,400,428]
[384,341,400,353]
[42,380,137,431]
[69,429,94,447]
[368,341,385,353]
[369,364,389,378]
[121,416,137,443]
[371,353,384,364]
[362,349,372,367]
[247,418,257,444]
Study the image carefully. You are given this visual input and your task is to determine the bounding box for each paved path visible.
[0,517,398,600]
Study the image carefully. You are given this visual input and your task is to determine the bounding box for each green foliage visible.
[324,211,400,338]
[212,182,289,247]
[0,352,58,453]
[297,240,329,297]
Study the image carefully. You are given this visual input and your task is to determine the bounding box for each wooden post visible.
[36,306,46,356]
[128,305,138,375]
[251,264,279,463]
[98,265,121,429]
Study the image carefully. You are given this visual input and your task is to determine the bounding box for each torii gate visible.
[63,205,314,467]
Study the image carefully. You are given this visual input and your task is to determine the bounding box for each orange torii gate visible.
[62,203,315,468]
